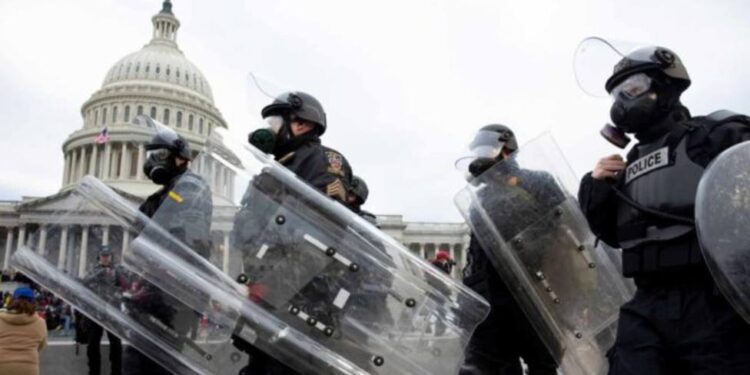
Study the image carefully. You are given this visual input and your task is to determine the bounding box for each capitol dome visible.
[60,0,230,198]
[102,9,214,101]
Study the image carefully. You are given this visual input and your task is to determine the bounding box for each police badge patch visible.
[326,151,344,176]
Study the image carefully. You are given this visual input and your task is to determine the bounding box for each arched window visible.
[112,106,118,123]
[137,105,143,116]
[188,114,194,131]
[156,65,160,74]
[176,69,180,79]
[198,118,203,133]
[163,109,170,125]
[176,111,182,128]
[145,64,150,73]
[124,106,131,122]
[102,108,108,125]
[135,63,140,73]
[199,121,204,134]
[150,106,157,119]
[166,66,170,76]
[94,110,99,125]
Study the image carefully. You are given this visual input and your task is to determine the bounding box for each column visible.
[16,225,26,251]
[78,225,89,278]
[3,228,14,270]
[222,232,230,273]
[78,147,88,180]
[38,226,48,256]
[102,225,110,246]
[121,229,130,257]
[57,226,68,270]
[62,152,71,185]
[103,143,112,180]
[419,243,426,259]
[89,145,98,176]
[119,143,128,179]
[136,143,145,180]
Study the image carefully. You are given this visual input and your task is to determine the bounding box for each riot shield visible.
[695,140,750,324]
[74,126,490,375]
[455,133,634,375]
[11,195,246,375]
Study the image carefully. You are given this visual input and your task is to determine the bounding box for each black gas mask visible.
[143,148,184,185]
[609,73,667,135]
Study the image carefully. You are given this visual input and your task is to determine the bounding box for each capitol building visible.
[0,1,469,279]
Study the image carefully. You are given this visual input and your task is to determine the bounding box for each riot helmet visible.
[133,115,191,185]
[261,91,327,135]
[348,175,369,206]
[605,46,690,94]
[455,124,518,178]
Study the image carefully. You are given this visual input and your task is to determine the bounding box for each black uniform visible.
[460,167,559,375]
[579,109,750,374]
[123,170,212,375]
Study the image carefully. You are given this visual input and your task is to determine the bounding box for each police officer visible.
[459,124,557,375]
[249,91,354,206]
[346,175,378,225]
[84,245,124,375]
[235,91,355,375]
[578,45,750,374]
[123,116,213,375]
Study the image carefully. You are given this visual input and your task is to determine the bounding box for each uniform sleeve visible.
[578,172,620,247]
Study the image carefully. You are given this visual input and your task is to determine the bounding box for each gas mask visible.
[248,115,287,154]
[608,73,665,135]
[143,148,182,185]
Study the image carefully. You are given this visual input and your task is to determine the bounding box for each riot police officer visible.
[249,91,354,206]
[84,245,124,375]
[459,124,557,375]
[235,91,355,375]
[346,175,378,225]
[123,116,213,375]
[578,44,750,374]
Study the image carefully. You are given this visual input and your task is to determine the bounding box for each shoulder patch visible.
[168,190,184,203]
[325,151,345,176]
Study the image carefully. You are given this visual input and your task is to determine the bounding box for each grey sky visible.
[1,0,749,222]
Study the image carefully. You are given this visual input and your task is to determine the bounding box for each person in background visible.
[0,286,48,375]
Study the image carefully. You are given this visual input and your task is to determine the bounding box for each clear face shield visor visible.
[264,115,284,134]
[455,130,508,175]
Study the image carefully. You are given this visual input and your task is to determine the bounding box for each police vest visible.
[616,111,750,276]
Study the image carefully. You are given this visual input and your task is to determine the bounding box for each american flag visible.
[94,127,109,144]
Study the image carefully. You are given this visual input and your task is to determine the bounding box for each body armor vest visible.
[616,127,704,276]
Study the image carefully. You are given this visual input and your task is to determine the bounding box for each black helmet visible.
[476,124,518,153]
[350,176,369,204]
[135,115,192,160]
[605,46,690,95]
[261,91,327,135]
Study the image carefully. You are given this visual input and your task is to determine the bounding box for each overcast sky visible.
[1,0,749,222]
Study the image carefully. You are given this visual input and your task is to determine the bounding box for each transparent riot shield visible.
[77,124,490,375]
[11,194,246,375]
[455,133,634,375]
[696,140,750,324]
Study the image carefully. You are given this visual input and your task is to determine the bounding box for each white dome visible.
[100,1,213,102]
[103,44,214,101]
